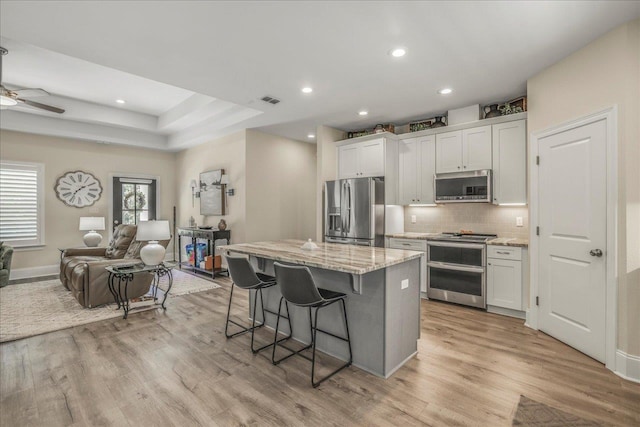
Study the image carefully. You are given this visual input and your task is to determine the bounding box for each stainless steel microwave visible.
[434,170,492,203]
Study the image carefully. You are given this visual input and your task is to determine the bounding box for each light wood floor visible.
[1,277,638,426]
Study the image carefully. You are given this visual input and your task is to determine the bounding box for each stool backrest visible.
[225,255,261,289]
[274,262,323,306]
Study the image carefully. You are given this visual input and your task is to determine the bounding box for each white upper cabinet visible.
[436,125,492,173]
[338,144,360,178]
[399,135,435,205]
[336,136,398,203]
[492,120,527,205]
[462,125,492,171]
[359,139,385,177]
[435,131,463,173]
[337,138,385,179]
[398,138,419,204]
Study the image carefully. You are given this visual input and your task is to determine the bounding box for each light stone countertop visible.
[386,232,443,240]
[486,237,529,247]
[220,239,424,275]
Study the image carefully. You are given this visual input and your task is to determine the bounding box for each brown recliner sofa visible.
[60,224,169,308]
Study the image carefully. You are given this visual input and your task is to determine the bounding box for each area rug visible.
[0,270,222,343]
[512,395,603,426]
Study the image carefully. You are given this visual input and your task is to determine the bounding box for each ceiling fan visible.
[0,46,65,114]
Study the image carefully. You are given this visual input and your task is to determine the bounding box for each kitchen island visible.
[221,240,425,378]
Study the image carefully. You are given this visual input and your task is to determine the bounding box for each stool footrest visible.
[313,327,350,342]
[273,343,313,364]
[225,319,265,338]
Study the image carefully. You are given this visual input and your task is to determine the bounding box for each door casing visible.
[528,106,618,371]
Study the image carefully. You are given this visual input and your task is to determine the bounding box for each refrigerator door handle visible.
[341,181,347,235]
[346,182,352,233]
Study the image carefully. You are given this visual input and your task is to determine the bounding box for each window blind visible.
[0,162,44,246]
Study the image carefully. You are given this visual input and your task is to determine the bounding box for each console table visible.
[177,227,231,280]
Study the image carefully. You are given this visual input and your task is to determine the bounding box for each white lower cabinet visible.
[486,245,527,318]
[388,238,427,293]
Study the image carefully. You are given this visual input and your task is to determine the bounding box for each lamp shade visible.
[220,174,230,185]
[79,217,105,231]
[136,220,171,241]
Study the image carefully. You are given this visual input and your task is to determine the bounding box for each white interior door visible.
[538,118,607,362]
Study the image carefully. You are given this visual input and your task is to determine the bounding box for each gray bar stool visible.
[224,256,292,353]
[271,262,352,388]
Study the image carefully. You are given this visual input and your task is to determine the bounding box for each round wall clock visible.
[55,170,102,208]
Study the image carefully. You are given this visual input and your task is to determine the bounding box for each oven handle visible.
[427,261,485,274]
[427,241,486,250]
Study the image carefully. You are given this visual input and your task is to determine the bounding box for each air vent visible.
[260,96,281,105]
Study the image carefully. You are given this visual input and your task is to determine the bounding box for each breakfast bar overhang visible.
[222,239,425,378]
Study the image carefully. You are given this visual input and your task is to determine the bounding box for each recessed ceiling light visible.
[0,95,17,106]
[307,133,315,139]
[390,48,406,58]
[116,99,126,104]
[438,88,453,95]
[301,87,313,94]
[358,111,368,116]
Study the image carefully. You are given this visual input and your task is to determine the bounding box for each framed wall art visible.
[199,169,225,216]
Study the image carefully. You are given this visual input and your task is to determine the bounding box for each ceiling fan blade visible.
[16,98,65,114]
[12,88,50,98]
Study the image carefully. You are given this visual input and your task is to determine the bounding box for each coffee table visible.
[106,262,177,319]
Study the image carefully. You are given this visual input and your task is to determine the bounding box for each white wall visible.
[174,130,247,243]
[0,130,177,271]
[174,129,317,246]
[245,130,316,242]
[527,18,640,356]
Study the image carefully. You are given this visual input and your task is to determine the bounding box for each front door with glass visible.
[113,177,157,229]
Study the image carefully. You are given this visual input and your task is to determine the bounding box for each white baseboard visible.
[10,253,177,281]
[487,305,526,320]
[10,264,59,280]
[615,349,640,383]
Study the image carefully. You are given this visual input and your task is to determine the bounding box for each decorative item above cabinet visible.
[483,95,527,119]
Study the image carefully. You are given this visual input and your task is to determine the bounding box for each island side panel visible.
[248,256,386,377]
[384,257,421,376]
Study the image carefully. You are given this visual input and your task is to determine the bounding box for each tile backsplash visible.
[403,204,529,239]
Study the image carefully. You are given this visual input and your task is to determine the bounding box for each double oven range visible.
[426,233,497,309]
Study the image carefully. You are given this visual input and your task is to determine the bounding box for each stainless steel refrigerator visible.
[324,177,385,247]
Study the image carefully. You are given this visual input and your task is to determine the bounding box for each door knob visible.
[589,249,603,257]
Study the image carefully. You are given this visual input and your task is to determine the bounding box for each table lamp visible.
[137,220,171,265]
[79,217,106,247]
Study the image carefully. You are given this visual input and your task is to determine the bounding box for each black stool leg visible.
[310,299,353,388]
[249,285,262,351]
[341,298,353,365]
[225,284,265,339]
[224,283,235,338]
[251,287,292,354]
[273,300,309,365]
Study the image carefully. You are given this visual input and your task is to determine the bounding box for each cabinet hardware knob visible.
[488,263,491,265]
[463,166,466,168]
